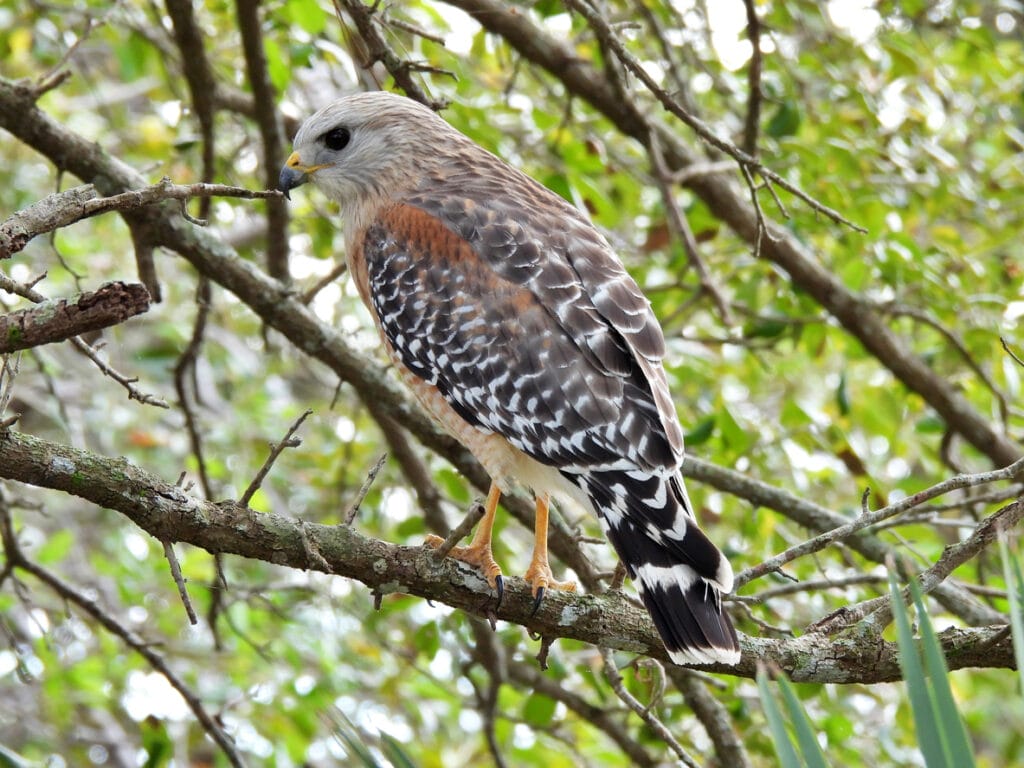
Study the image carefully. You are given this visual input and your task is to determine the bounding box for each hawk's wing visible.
[359,192,679,474]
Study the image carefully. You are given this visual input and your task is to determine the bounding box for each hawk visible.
[279,92,739,665]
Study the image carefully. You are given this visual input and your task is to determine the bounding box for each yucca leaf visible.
[327,710,381,768]
[999,535,1024,695]
[908,578,975,767]
[757,665,802,768]
[889,571,947,768]
[776,674,830,768]
[381,733,418,768]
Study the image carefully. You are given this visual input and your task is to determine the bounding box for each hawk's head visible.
[279,92,456,213]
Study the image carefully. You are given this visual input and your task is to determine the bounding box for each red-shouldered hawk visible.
[280,92,739,666]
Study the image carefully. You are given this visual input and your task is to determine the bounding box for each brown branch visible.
[0,281,150,353]
[173,277,216,498]
[671,668,752,768]
[741,0,763,156]
[0,427,1017,683]
[238,409,313,507]
[600,648,700,768]
[0,272,167,407]
[235,0,290,280]
[508,659,659,767]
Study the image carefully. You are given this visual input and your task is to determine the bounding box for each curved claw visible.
[494,574,504,610]
[530,586,545,617]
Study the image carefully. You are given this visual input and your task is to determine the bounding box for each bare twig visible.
[365,401,448,533]
[600,648,701,768]
[0,180,283,258]
[300,261,349,305]
[648,132,733,325]
[162,540,198,625]
[865,498,1024,630]
[509,659,659,767]
[879,301,1010,428]
[1002,336,1024,369]
[342,452,388,525]
[71,336,169,407]
[736,455,1024,590]
[239,410,313,507]
[335,0,449,110]
[671,667,753,768]
[431,500,486,559]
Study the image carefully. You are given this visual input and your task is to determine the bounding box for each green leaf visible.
[380,733,418,768]
[999,535,1024,696]
[743,318,789,339]
[756,667,802,768]
[776,676,829,768]
[908,579,975,768]
[835,371,850,416]
[767,100,802,138]
[684,415,715,446]
[328,710,380,767]
[263,38,291,94]
[35,528,74,565]
[522,692,557,727]
[284,0,327,35]
[890,571,976,768]
[0,742,35,768]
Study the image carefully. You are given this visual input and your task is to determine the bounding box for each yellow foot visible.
[425,534,504,599]
[523,559,576,616]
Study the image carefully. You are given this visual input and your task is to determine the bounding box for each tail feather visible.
[570,468,740,665]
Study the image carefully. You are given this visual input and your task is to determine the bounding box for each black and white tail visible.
[571,468,740,665]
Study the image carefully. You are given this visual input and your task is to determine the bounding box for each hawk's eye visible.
[323,127,351,151]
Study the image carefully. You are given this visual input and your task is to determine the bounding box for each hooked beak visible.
[278,151,322,199]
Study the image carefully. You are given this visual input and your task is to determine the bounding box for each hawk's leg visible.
[523,493,577,616]
[426,483,504,602]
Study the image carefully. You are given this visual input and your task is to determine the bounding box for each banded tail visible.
[572,469,740,665]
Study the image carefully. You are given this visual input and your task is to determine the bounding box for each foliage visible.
[0,1,1022,766]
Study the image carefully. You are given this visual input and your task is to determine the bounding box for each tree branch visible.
[0,180,283,259]
[0,427,1016,683]
[0,280,150,353]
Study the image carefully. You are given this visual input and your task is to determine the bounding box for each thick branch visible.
[0,281,150,352]
[0,428,1016,683]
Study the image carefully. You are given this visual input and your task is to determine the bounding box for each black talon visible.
[530,586,545,617]
[494,574,504,609]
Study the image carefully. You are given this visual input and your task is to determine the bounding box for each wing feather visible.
[361,201,677,472]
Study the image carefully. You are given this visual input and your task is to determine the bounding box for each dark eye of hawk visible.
[323,127,351,151]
